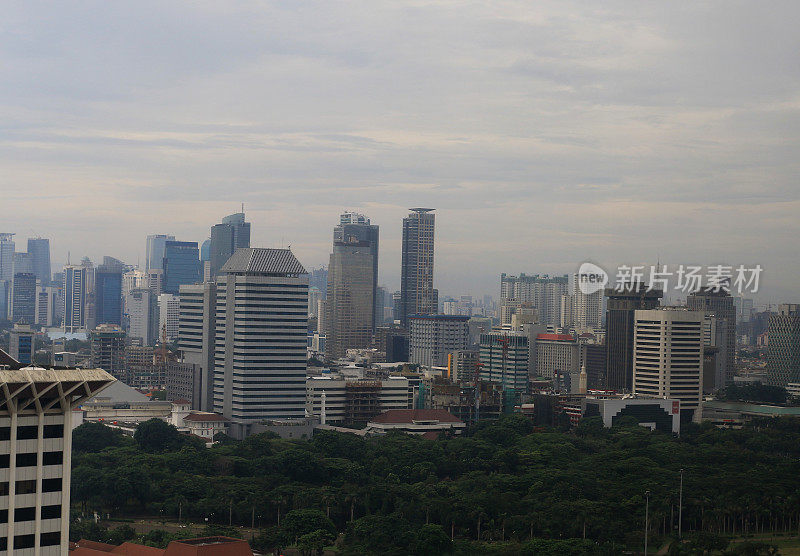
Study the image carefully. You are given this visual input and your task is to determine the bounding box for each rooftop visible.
[220,247,306,275]
[370,409,463,424]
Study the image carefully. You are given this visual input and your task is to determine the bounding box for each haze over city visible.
[2,2,798,303]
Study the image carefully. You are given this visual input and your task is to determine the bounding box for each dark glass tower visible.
[209,212,251,279]
[27,238,51,286]
[399,208,436,326]
[163,241,200,294]
[687,288,736,388]
[95,259,124,325]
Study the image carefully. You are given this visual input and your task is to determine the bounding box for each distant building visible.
[449,349,479,383]
[688,289,736,388]
[179,282,217,411]
[209,212,251,279]
[8,323,35,365]
[35,285,58,327]
[765,304,800,387]
[399,208,436,326]
[95,260,124,326]
[127,288,158,346]
[409,314,469,368]
[633,308,704,422]
[306,375,411,424]
[479,332,530,392]
[145,234,175,272]
[365,409,465,436]
[162,240,200,295]
[27,237,51,286]
[165,361,203,410]
[535,333,579,378]
[158,293,180,342]
[500,273,568,326]
[11,272,36,324]
[90,324,126,378]
[583,397,681,434]
[63,264,89,333]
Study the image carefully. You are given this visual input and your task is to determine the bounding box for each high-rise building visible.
[765,304,800,387]
[561,273,604,329]
[90,323,126,378]
[145,234,175,272]
[147,268,164,296]
[399,208,436,325]
[449,349,479,383]
[480,332,530,392]
[95,260,124,326]
[122,269,147,325]
[209,212,251,279]
[127,288,158,346]
[27,237,51,286]
[8,323,35,365]
[13,252,33,275]
[633,308,704,422]
[325,212,379,360]
[162,241,200,294]
[0,233,16,283]
[0,364,115,554]
[500,273,569,326]
[409,314,469,368]
[214,248,308,427]
[35,285,58,327]
[63,265,88,333]
[11,273,36,324]
[687,289,736,388]
[604,285,662,391]
[178,282,217,411]
[158,293,180,342]
[535,333,579,379]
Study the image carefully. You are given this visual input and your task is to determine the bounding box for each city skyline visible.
[1,3,797,304]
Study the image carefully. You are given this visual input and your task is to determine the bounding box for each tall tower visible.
[325,212,379,360]
[27,237,51,286]
[145,234,175,272]
[209,212,251,279]
[63,265,88,333]
[604,285,662,391]
[0,233,15,283]
[765,304,800,387]
[214,248,308,428]
[687,289,736,388]
[162,241,200,294]
[399,208,436,326]
[11,273,37,324]
[95,258,124,326]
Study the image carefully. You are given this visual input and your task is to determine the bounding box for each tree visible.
[73,422,126,452]
[414,524,452,555]
[297,529,334,556]
[134,418,186,452]
[281,509,336,543]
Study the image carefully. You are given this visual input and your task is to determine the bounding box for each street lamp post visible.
[679,468,684,539]
[644,490,651,555]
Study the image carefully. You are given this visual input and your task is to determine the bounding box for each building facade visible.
[687,289,736,388]
[399,208,436,326]
[500,273,568,327]
[162,241,200,295]
[178,282,217,412]
[11,273,37,324]
[209,212,251,279]
[145,234,175,272]
[90,324,126,378]
[766,304,800,387]
[409,315,469,368]
[63,265,88,333]
[479,332,530,392]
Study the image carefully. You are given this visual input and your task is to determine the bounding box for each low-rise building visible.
[365,409,465,436]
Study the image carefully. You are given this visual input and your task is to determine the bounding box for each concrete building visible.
[633,308,704,422]
[9,323,35,365]
[214,248,308,431]
[500,273,568,326]
[582,397,681,434]
[365,409,465,436]
[145,234,175,272]
[0,363,115,554]
[178,282,217,412]
[399,208,436,326]
[306,375,411,424]
[209,212,251,279]
[688,289,736,388]
[127,288,158,346]
[409,314,469,368]
[479,332,530,393]
[89,324,126,379]
[448,349,479,383]
[535,333,579,379]
[165,362,203,410]
[62,265,89,333]
[147,268,164,296]
[158,293,180,342]
[35,285,58,327]
[325,213,378,360]
[604,285,663,391]
[11,272,37,324]
[121,269,147,324]
[26,238,51,287]
[0,233,15,283]
[766,304,800,387]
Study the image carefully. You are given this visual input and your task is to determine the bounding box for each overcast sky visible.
[1,1,798,305]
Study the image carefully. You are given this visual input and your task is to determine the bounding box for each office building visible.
[95,260,124,326]
[9,323,35,365]
[479,332,530,393]
[158,293,180,342]
[35,285,58,327]
[582,343,607,390]
[122,269,147,323]
[0,233,15,283]
[0,363,115,554]
[687,289,736,388]
[13,252,33,275]
[178,282,217,411]
[765,304,800,387]
[127,288,158,346]
[165,362,203,410]
[163,240,200,294]
[535,333,579,379]
[399,208,436,325]
[604,285,662,391]
[500,273,568,326]
[209,212,251,278]
[325,212,379,360]
[449,349,479,383]
[306,375,411,424]
[90,324,126,378]
[561,273,604,329]
[11,273,36,324]
[633,308,704,422]
[145,234,175,272]
[214,248,308,429]
[409,314,469,368]
[147,269,164,296]
[63,265,89,333]
[26,238,51,286]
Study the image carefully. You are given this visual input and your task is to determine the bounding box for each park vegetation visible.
[70,415,800,554]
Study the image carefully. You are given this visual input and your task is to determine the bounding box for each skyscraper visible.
[325,212,379,360]
[765,304,800,387]
[145,234,175,272]
[27,237,51,285]
[63,265,88,333]
[179,282,217,411]
[604,285,662,391]
[408,314,469,368]
[162,240,200,294]
[209,212,251,278]
[90,323,126,378]
[95,259,124,326]
[687,289,736,388]
[399,208,436,326]
[214,248,308,429]
[11,273,36,324]
[633,308,704,423]
[0,233,15,283]
[127,288,159,346]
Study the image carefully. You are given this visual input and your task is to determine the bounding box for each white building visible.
[633,308,704,422]
[0,364,115,554]
[62,265,89,333]
[127,288,158,346]
[535,333,579,378]
[178,282,217,412]
[35,285,58,327]
[158,293,180,342]
[409,315,470,368]
[214,248,308,433]
[306,375,411,424]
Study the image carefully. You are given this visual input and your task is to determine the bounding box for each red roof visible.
[183,413,228,423]
[70,537,252,556]
[370,409,463,424]
[536,333,575,342]
[171,398,191,405]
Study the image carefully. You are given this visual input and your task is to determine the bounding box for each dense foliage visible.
[718,384,789,405]
[71,416,800,554]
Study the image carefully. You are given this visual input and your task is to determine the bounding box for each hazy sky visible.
[2,2,798,304]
